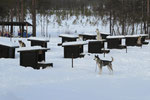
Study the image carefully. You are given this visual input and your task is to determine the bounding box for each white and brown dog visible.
[94,55,113,74]
[18,40,26,47]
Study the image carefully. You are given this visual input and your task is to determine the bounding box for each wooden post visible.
[22,25,24,37]
[11,25,13,36]
[103,42,105,57]
[72,53,73,68]
[2,25,4,36]
[26,23,28,37]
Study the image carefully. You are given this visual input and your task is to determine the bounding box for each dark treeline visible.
[0,0,149,35]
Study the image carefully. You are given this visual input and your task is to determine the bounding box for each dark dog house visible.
[18,47,53,69]
[100,32,110,39]
[59,34,78,44]
[0,42,19,58]
[125,35,140,46]
[140,34,149,44]
[106,36,126,49]
[27,37,49,48]
[88,40,105,53]
[62,41,87,58]
[79,33,96,41]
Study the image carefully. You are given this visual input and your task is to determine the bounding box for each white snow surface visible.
[79,33,96,36]
[107,34,149,39]
[87,39,106,42]
[0,36,150,100]
[62,41,88,46]
[107,35,126,39]
[17,46,49,52]
[59,34,78,38]
[0,37,19,47]
[28,37,50,42]
[100,31,110,35]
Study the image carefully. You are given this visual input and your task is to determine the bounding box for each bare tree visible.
[32,0,36,36]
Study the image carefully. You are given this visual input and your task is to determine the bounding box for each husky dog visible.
[94,55,113,74]
[95,28,102,41]
[18,40,26,47]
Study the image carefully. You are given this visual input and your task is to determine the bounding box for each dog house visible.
[88,40,106,53]
[100,32,110,39]
[106,36,126,49]
[0,41,19,58]
[125,35,140,46]
[17,46,53,69]
[27,37,49,48]
[140,34,149,44]
[79,33,96,41]
[62,41,87,58]
[59,34,78,44]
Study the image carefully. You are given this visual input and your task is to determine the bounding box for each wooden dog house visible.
[0,41,19,58]
[140,34,149,44]
[59,34,78,43]
[106,36,126,49]
[18,46,53,69]
[100,32,110,39]
[62,41,87,58]
[79,33,96,41]
[28,37,49,48]
[88,40,106,53]
[125,35,141,46]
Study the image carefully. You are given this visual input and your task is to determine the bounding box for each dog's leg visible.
[98,64,102,74]
[110,64,113,72]
[107,64,113,74]
[107,66,111,72]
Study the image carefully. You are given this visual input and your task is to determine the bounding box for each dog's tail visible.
[111,57,114,62]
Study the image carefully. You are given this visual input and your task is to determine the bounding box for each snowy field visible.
[0,36,150,100]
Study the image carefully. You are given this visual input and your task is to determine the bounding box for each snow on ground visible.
[0,36,150,100]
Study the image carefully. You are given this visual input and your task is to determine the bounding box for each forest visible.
[0,0,149,36]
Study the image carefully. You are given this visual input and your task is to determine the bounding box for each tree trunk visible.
[109,10,112,35]
[21,0,24,22]
[10,9,14,36]
[32,0,36,37]
[147,0,150,38]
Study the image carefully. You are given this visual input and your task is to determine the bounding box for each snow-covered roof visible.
[62,41,88,46]
[140,34,148,37]
[87,39,106,42]
[59,34,78,38]
[79,33,96,36]
[0,41,19,47]
[106,36,125,39]
[28,37,49,42]
[125,35,141,38]
[99,32,110,35]
[17,46,50,52]
[107,34,148,39]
